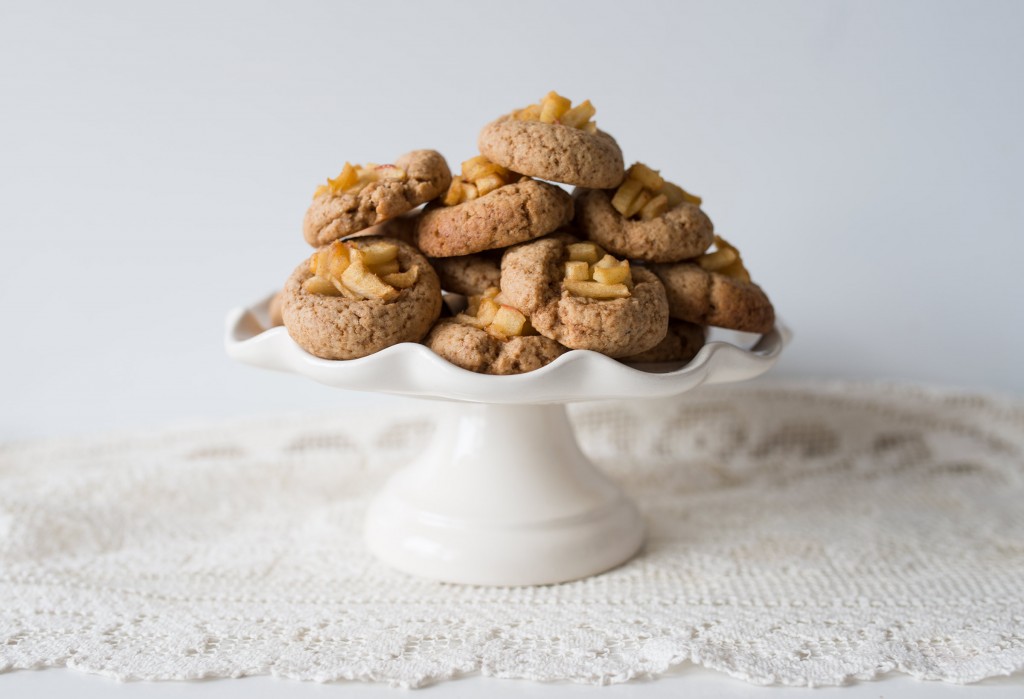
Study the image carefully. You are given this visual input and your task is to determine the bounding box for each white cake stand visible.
[225,294,790,586]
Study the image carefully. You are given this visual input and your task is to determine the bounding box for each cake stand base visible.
[364,402,645,586]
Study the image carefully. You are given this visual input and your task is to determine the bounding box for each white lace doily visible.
[1,381,1022,688]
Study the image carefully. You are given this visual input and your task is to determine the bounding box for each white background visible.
[1,2,1023,695]
[2,0,1023,441]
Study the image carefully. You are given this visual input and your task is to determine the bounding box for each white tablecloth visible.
[1,381,1022,687]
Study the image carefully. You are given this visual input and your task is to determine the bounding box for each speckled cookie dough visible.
[424,319,567,375]
[622,320,706,363]
[650,262,775,334]
[281,238,442,359]
[499,236,669,358]
[302,150,451,247]
[574,188,714,262]
[478,116,625,189]
[428,251,503,296]
[415,179,573,257]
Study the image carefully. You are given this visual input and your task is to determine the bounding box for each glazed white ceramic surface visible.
[225,294,790,405]
[225,293,790,585]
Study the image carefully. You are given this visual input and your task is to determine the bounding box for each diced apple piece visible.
[702,237,751,281]
[611,178,644,215]
[369,259,400,276]
[320,240,346,271]
[564,260,591,281]
[462,182,479,201]
[593,254,619,269]
[303,276,343,296]
[358,242,399,266]
[623,190,652,218]
[331,278,362,300]
[566,242,604,264]
[697,247,738,272]
[482,287,501,299]
[314,184,329,198]
[476,297,500,325]
[382,267,419,289]
[583,121,598,134]
[475,173,506,197]
[328,162,359,194]
[539,92,572,123]
[592,260,631,286]
[560,100,596,128]
[308,249,327,276]
[341,258,399,301]
[564,280,631,299]
[516,104,542,121]
[443,177,464,206]
[639,193,669,221]
[490,305,527,337]
[462,155,508,181]
[628,163,665,191]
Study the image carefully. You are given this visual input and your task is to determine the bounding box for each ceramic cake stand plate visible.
[225,294,790,586]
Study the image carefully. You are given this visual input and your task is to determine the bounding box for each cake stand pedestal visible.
[225,294,789,586]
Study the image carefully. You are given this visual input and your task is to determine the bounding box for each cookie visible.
[500,236,669,358]
[425,319,567,375]
[281,237,442,359]
[650,262,775,334]
[429,251,502,296]
[574,188,714,262]
[478,115,624,189]
[415,179,573,257]
[302,150,451,247]
[622,320,705,363]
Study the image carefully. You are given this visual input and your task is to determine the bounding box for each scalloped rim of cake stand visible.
[224,292,791,404]
[224,293,790,585]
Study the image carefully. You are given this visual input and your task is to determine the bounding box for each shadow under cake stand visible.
[225,294,790,586]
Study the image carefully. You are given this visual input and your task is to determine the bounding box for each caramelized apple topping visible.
[563,243,633,299]
[455,287,537,340]
[513,91,598,133]
[303,240,418,301]
[695,236,752,282]
[611,162,702,220]
[442,155,521,207]
[313,162,408,199]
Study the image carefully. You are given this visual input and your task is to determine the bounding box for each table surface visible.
[2,667,1022,698]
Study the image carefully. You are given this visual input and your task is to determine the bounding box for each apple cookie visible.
[302,150,451,247]
[428,249,503,296]
[574,163,714,263]
[500,237,669,358]
[425,288,566,375]
[415,155,573,257]
[281,237,442,359]
[651,237,775,334]
[478,92,624,189]
[622,320,705,364]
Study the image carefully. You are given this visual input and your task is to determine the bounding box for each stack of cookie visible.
[273,92,775,375]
